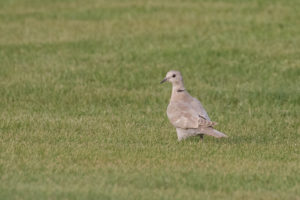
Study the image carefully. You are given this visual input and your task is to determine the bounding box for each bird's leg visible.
[199,134,204,141]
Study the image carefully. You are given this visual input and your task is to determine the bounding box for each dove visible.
[160,70,228,141]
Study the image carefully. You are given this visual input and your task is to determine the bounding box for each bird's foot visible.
[199,134,204,142]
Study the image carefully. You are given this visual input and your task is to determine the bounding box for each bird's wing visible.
[167,102,215,129]
[189,97,211,121]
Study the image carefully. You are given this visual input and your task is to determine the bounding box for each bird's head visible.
[160,70,183,85]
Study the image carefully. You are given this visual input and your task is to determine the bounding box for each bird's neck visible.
[171,82,186,101]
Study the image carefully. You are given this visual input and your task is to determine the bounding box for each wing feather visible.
[167,102,216,129]
[167,102,199,128]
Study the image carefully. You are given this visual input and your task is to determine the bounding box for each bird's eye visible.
[172,74,176,78]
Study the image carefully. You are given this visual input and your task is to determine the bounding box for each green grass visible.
[0,0,299,199]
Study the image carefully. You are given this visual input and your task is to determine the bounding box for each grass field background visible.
[0,0,299,199]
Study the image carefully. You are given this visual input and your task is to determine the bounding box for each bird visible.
[160,70,228,141]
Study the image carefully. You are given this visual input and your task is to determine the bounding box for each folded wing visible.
[167,102,216,129]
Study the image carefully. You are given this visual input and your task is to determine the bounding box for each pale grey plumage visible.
[161,70,228,141]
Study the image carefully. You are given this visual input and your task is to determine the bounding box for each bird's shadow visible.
[178,135,275,145]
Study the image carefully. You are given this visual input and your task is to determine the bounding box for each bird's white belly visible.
[176,128,200,141]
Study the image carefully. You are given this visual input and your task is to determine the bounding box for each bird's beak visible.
[160,77,167,84]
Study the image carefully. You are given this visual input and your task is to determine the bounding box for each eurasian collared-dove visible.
[161,70,228,141]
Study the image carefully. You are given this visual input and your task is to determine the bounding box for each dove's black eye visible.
[172,74,176,78]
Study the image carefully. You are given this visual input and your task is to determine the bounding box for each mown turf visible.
[0,0,299,199]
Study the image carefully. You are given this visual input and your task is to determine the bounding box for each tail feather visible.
[200,127,228,138]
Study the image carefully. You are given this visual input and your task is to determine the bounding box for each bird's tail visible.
[200,127,228,138]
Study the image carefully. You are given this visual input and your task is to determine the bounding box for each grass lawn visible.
[0,0,299,199]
